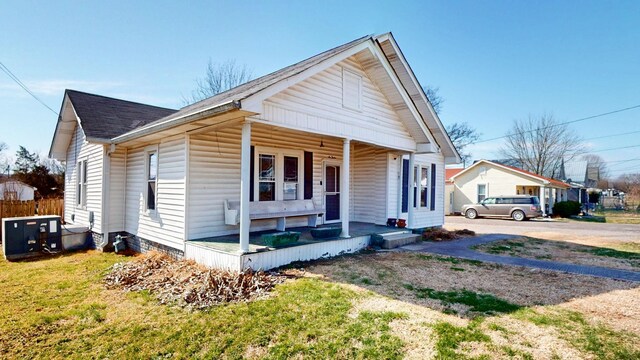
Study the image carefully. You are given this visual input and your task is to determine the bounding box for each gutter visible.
[111,100,241,144]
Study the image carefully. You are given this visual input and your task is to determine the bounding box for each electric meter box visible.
[2,216,62,260]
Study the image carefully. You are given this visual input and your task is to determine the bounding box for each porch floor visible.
[188,222,404,254]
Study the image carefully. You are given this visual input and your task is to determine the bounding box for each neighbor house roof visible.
[450,160,570,189]
[445,168,464,183]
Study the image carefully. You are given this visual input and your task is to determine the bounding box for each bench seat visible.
[224,199,323,231]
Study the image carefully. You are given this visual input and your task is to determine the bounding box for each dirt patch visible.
[474,237,640,271]
[104,251,289,309]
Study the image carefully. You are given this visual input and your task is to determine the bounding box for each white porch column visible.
[396,154,403,219]
[341,139,351,238]
[540,186,546,216]
[239,121,252,253]
[407,152,415,228]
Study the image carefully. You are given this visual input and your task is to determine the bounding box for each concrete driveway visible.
[444,216,640,243]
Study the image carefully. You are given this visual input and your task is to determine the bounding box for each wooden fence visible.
[0,199,64,240]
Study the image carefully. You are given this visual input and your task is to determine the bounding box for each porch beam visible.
[407,152,415,228]
[341,138,351,238]
[239,121,252,253]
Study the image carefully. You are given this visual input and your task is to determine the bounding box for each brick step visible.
[381,233,421,249]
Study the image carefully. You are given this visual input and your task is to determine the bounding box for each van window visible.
[497,198,513,204]
[483,198,496,204]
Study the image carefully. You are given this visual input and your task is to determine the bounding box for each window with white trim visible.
[255,148,303,202]
[77,159,87,207]
[477,184,487,203]
[146,149,158,211]
[420,166,429,207]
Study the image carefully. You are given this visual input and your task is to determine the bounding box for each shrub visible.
[553,201,582,218]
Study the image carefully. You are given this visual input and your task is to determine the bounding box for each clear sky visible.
[1,1,639,177]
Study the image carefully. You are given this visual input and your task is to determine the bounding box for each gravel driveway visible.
[444,216,640,243]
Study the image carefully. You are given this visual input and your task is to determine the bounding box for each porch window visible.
[259,154,276,201]
[146,151,158,211]
[77,160,87,207]
[477,184,487,203]
[283,156,299,200]
[420,167,429,207]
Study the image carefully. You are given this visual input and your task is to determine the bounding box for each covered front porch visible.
[185,221,412,271]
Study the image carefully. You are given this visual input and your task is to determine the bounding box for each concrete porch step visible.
[381,233,422,249]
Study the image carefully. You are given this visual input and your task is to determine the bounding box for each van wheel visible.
[465,209,478,219]
[512,210,525,221]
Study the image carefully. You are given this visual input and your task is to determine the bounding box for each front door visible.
[324,164,340,222]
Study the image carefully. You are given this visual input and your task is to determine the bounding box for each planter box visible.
[261,231,301,247]
[310,227,342,239]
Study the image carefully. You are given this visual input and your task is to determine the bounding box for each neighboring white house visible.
[49,33,460,270]
[448,160,570,215]
[0,180,35,201]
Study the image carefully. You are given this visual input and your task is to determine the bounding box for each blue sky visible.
[1,1,639,177]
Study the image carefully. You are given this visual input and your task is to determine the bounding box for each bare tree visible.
[423,85,444,115]
[446,122,481,166]
[613,173,640,209]
[499,114,581,178]
[184,59,253,105]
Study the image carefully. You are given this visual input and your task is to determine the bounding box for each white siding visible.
[412,153,446,228]
[64,125,104,232]
[261,56,416,151]
[125,136,186,249]
[108,147,127,232]
[452,164,542,213]
[351,143,387,225]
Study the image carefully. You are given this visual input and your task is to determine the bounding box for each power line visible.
[583,129,640,142]
[471,104,640,145]
[0,61,58,115]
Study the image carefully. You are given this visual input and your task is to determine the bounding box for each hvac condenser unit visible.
[2,216,62,260]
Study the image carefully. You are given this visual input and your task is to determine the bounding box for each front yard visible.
[1,247,639,359]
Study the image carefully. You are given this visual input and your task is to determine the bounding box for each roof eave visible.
[111,100,242,144]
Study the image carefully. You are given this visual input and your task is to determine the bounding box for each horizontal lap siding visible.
[413,153,445,228]
[64,125,103,232]
[125,137,186,249]
[263,56,415,151]
[352,144,388,225]
[108,147,126,231]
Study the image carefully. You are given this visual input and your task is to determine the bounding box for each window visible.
[255,149,303,202]
[259,154,276,201]
[283,156,299,200]
[77,160,87,207]
[146,151,158,211]
[477,184,487,203]
[342,68,362,111]
[420,167,428,207]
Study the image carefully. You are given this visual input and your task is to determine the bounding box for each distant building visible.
[0,180,36,201]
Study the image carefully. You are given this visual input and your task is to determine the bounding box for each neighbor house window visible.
[77,160,87,207]
[259,154,276,201]
[477,184,487,203]
[420,167,429,207]
[146,151,158,211]
[283,156,299,200]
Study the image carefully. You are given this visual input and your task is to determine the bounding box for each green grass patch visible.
[432,319,491,358]
[403,285,521,314]
[514,308,640,359]
[0,250,407,359]
[586,247,640,261]
[416,254,484,266]
[479,240,526,255]
[450,267,465,271]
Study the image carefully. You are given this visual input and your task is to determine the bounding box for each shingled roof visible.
[66,90,177,140]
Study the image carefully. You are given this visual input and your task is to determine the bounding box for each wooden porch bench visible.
[224,199,323,231]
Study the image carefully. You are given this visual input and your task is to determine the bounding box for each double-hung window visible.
[420,167,429,207]
[77,160,87,207]
[146,150,158,211]
[256,148,303,202]
[477,184,487,203]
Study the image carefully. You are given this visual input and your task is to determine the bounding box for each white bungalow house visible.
[448,160,570,216]
[49,33,460,270]
[0,180,35,201]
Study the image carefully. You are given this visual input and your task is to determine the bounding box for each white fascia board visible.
[375,34,461,163]
[416,142,439,154]
[241,41,373,113]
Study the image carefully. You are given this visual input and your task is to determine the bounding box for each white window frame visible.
[76,159,87,208]
[254,146,304,202]
[144,145,159,214]
[420,165,429,208]
[342,67,362,111]
[477,183,488,203]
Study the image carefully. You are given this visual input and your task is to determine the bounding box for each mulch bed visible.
[104,251,289,309]
[422,228,475,241]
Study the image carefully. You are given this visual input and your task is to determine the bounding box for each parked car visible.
[461,195,542,221]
